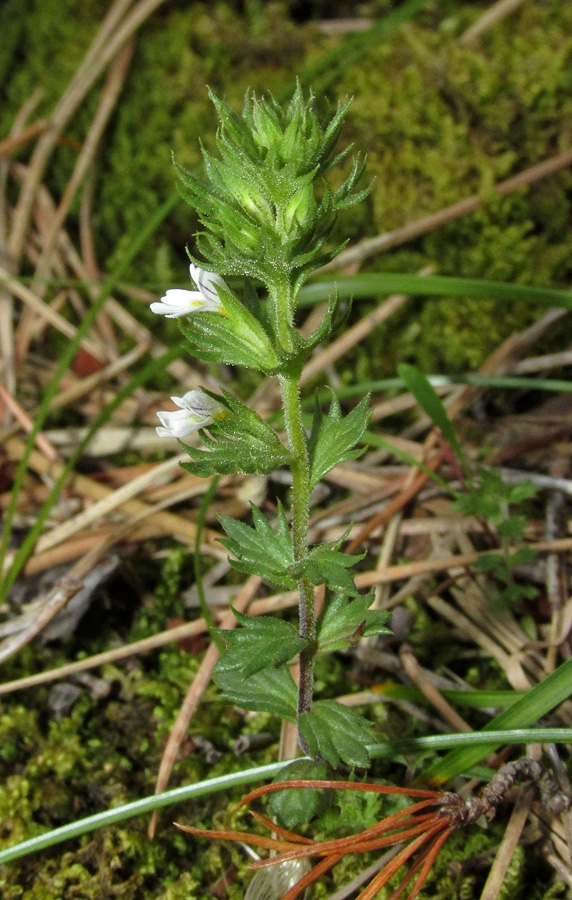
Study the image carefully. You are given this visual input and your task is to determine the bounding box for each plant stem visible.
[274,278,315,750]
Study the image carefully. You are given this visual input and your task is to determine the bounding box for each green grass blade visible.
[0,760,290,866]
[369,728,572,759]
[420,656,572,783]
[397,363,467,467]
[321,374,572,400]
[298,273,572,309]
[0,191,178,598]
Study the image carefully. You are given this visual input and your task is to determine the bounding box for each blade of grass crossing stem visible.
[1,730,572,866]
[194,474,223,649]
[297,274,572,309]
[1,344,184,602]
[0,190,178,598]
[307,375,572,402]
[19,273,572,311]
[421,655,572,784]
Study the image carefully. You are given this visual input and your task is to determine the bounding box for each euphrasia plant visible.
[152,85,390,772]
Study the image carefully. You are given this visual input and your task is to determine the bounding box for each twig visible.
[0,383,58,462]
[0,536,113,665]
[399,643,472,734]
[0,120,52,160]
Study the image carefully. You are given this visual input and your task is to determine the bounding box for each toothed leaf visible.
[214,665,297,721]
[318,594,391,653]
[308,391,371,488]
[218,502,296,588]
[268,759,328,829]
[298,700,372,769]
[216,609,307,678]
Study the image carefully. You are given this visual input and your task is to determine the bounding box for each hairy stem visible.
[275,279,315,750]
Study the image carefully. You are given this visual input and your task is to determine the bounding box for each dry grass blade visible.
[6,0,136,270]
[0,382,58,461]
[15,40,134,359]
[2,437,223,576]
[0,264,104,357]
[478,785,534,900]
[0,89,44,401]
[0,120,52,159]
[399,643,472,734]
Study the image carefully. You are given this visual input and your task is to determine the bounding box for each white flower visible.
[150,264,228,318]
[156,390,225,439]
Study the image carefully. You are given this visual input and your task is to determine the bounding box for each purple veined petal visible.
[189,263,229,306]
[156,389,226,439]
[172,389,224,418]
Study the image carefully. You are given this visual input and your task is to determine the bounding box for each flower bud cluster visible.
[175,84,369,292]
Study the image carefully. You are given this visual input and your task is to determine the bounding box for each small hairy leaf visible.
[213,665,297,721]
[216,609,307,678]
[268,759,328,829]
[308,391,370,488]
[318,594,390,653]
[219,502,296,588]
[298,700,372,768]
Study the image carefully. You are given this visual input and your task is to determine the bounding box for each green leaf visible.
[308,391,370,488]
[267,759,328,829]
[306,541,364,597]
[397,363,466,468]
[213,665,297,721]
[507,482,539,504]
[218,502,296,588]
[298,700,372,768]
[216,609,307,678]
[318,594,390,653]
[181,390,291,477]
